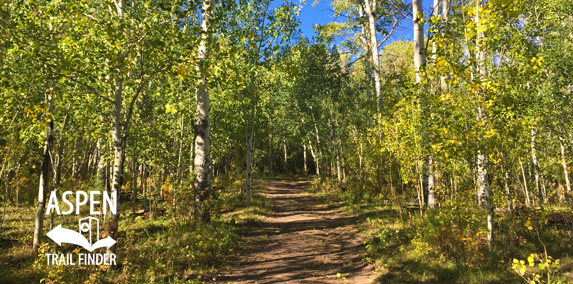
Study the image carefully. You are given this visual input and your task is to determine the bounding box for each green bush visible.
[411,190,489,271]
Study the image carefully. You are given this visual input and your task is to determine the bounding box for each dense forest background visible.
[0,0,572,283]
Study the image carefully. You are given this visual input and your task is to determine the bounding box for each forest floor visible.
[1,176,571,283]
[218,177,375,284]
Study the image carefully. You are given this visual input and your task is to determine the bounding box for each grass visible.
[0,173,271,284]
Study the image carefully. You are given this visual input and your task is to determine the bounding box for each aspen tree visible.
[194,0,213,222]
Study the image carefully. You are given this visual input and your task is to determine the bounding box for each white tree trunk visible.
[269,136,273,174]
[104,0,127,258]
[520,161,531,206]
[246,128,253,206]
[357,6,372,100]
[432,0,439,57]
[303,143,308,174]
[475,0,493,248]
[50,106,69,230]
[440,0,450,88]
[33,93,53,253]
[413,0,436,208]
[310,110,322,179]
[559,134,571,192]
[283,141,287,172]
[530,126,544,206]
[363,0,382,108]
[504,165,512,210]
[131,146,138,215]
[335,118,346,180]
[107,77,125,256]
[339,140,346,180]
[175,117,183,209]
[308,139,319,178]
[96,138,107,187]
[245,81,256,207]
[441,0,449,20]
[425,156,436,208]
[193,0,213,221]
[412,0,426,82]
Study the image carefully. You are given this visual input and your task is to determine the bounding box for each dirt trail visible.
[219,179,375,284]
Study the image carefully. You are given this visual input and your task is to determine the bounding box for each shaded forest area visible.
[1,0,573,283]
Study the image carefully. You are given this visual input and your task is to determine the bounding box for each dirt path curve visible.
[218,178,375,284]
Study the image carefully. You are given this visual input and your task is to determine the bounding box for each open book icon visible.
[46,225,116,252]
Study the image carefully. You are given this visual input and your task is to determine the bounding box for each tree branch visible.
[63,76,114,104]
[377,18,400,48]
[124,64,172,134]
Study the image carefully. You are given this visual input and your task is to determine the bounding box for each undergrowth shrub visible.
[30,217,239,283]
[511,253,562,284]
[308,178,338,193]
[411,190,489,271]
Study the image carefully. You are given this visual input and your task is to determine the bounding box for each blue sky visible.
[294,0,435,46]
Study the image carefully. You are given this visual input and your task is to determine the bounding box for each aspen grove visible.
[0,0,572,283]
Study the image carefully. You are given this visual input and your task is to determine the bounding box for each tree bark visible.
[283,141,287,173]
[520,161,531,206]
[96,137,104,187]
[33,93,53,253]
[502,160,512,210]
[339,142,346,181]
[413,0,436,209]
[303,143,308,174]
[432,0,439,57]
[246,128,253,206]
[363,0,382,108]
[475,0,493,248]
[310,109,322,179]
[335,118,346,181]
[143,165,149,211]
[412,0,426,82]
[106,76,125,256]
[559,134,571,192]
[50,105,69,230]
[193,0,213,222]
[131,147,138,216]
[530,126,544,207]
[15,164,20,206]
[440,0,450,88]
[105,0,127,258]
[245,81,256,207]
[177,117,184,183]
[425,157,436,208]
[357,5,372,100]
[269,136,273,174]
[331,119,342,187]
[308,139,319,178]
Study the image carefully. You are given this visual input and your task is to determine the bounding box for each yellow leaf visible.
[528,256,534,266]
